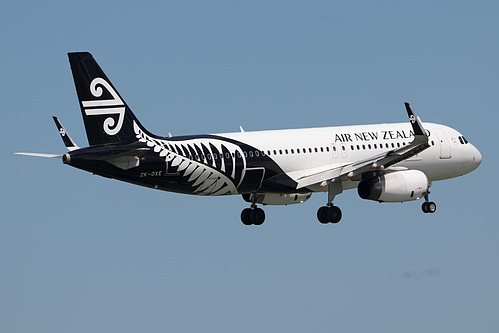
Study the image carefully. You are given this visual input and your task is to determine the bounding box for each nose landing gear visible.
[422,193,437,213]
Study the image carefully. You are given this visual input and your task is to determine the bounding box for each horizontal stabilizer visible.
[14,152,61,158]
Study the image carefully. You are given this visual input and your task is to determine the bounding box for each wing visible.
[295,103,430,189]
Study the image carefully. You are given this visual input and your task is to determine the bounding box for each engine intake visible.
[358,170,429,202]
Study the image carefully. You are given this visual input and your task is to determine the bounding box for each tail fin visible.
[68,52,150,146]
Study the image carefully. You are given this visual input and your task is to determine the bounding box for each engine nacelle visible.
[357,170,429,202]
[242,193,312,206]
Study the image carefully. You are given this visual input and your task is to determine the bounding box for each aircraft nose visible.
[468,144,482,171]
[473,145,482,166]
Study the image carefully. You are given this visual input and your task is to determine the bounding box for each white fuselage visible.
[218,122,481,193]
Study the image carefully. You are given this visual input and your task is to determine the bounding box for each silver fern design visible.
[134,121,247,196]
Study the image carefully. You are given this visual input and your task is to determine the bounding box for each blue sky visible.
[1,1,497,332]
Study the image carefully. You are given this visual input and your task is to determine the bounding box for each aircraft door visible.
[331,143,338,158]
[434,128,451,159]
[340,143,348,158]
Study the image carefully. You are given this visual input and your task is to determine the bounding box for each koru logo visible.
[82,78,125,136]
[59,128,66,136]
[409,115,416,124]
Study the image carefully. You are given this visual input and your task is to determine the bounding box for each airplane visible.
[16,52,482,225]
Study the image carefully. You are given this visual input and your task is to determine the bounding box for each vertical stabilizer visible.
[68,52,150,146]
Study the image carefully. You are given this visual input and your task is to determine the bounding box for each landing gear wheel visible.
[317,206,342,224]
[250,208,265,225]
[327,206,342,223]
[241,207,265,225]
[317,206,329,224]
[241,208,252,225]
[422,202,437,214]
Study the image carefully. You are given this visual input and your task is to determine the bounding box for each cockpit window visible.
[458,136,469,144]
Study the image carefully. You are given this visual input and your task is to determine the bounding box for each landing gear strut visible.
[422,193,437,214]
[317,180,343,224]
[241,195,265,225]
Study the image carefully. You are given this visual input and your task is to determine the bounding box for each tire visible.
[422,202,429,213]
[241,208,252,225]
[428,202,437,213]
[250,208,265,225]
[317,206,329,224]
[327,206,342,223]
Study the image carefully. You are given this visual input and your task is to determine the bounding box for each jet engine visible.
[357,170,430,202]
[242,193,312,206]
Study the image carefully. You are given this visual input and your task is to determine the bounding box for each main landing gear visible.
[241,207,265,225]
[317,180,343,224]
[241,195,265,225]
[317,205,342,224]
[422,193,437,214]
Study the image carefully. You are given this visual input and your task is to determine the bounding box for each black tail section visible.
[68,52,151,146]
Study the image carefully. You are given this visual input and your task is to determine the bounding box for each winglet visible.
[404,102,425,137]
[53,116,79,151]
